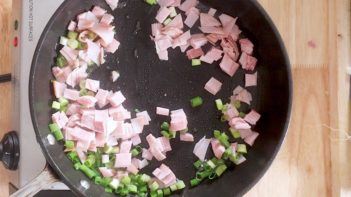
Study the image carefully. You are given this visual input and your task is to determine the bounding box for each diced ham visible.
[108,91,126,107]
[105,39,120,53]
[156,107,170,116]
[244,110,261,125]
[239,52,257,71]
[52,81,67,98]
[200,47,223,64]
[189,34,208,49]
[77,11,99,31]
[60,46,78,66]
[85,79,100,92]
[158,0,175,6]
[170,0,181,6]
[67,126,95,142]
[99,167,114,177]
[233,85,244,96]
[142,148,153,161]
[138,159,149,169]
[63,89,80,101]
[180,42,190,52]
[95,89,110,108]
[66,65,88,88]
[131,134,141,145]
[179,133,194,142]
[244,131,259,146]
[114,153,132,168]
[219,54,239,77]
[219,14,235,26]
[136,111,151,125]
[237,129,252,139]
[200,13,221,27]
[155,35,173,51]
[172,30,191,48]
[89,23,115,45]
[239,38,254,55]
[120,140,133,153]
[230,24,242,41]
[162,27,183,38]
[186,48,204,59]
[77,96,97,108]
[158,137,172,152]
[170,109,188,131]
[206,34,220,45]
[199,26,225,35]
[211,139,225,159]
[52,111,69,129]
[204,77,222,95]
[235,88,252,105]
[101,14,114,25]
[80,111,95,130]
[92,6,107,18]
[76,148,87,163]
[193,136,211,161]
[86,40,101,65]
[179,0,199,12]
[94,109,109,131]
[230,117,251,130]
[127,163,139,175]
[184,9,199,28]
[66,103,81,116]
[67,21,77,31]
[208,8,216,16]
[152,23,162,37]
[245,72,257,87]
[146,134,166,161]
[66,114,80,127]
[222,17,237,36]
[156,7,171,23]
[157,50,169,61]
[105,0,119,10]
[131,116,145,134]
[223,104,239,120]
[165,14,183,29]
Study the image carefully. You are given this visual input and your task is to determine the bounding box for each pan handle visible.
[10,165,59,197]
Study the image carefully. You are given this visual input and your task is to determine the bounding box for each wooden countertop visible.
[0,0,350,196]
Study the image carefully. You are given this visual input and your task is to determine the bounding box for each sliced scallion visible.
[190,96,203,108]
[64,140,74,149]
[215,99,223,110]
[51,101,60,110]
[237,144,247,154]
[215,164,227,176]
[161,122,170,130]
[191,59,201,66]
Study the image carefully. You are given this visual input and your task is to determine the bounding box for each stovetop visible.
[11,0,66,191]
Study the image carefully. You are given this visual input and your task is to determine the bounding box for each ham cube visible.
[239,38,254,55]
[211,139,225,159]
[184,10,199,28]
[200,13,221,27]
[77,96,97,108]
[186,48,204,59]
[92,6,107,18]
[179,0,199,12]
[63,89,80,101]
[114,153,132,168]
[156,7,171,23]
[108,91,126,107]
[179,133,194,142]
[156,107,170,116]
[105,0,118,10]
[67,21,77,31]
[120,140,133,153]
[244,131,259,146]
[53,81,67,98]
[244,110,261,125]
[105,39,120,53]
[204,77,222,95]
[219,54,239,77]
[190,34,208,49]
[245,72,257,87]
[95,89,110,108]
[239,52,257,71]
[85,79,100,92]
[101,14,114,25]
[142,148,153,161]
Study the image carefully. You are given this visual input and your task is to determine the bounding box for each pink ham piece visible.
[60,46,78,66]
[108,91,126,107]
[146,134,166,161]
[180,42,190,52]
[200,47,223,64]
[233,85,244,96]
[206,34,220,45]
[171,0,181,6]
[199,26,225,35]
[138,159,149,169]
[127,163,139,175]
[157,50,169,61]
[63,89,80,101]
[165,14,183,29]
[52,66,71,83]
[94,109,109,131]
[158,0,175,6]
[211,139,225,159]
[95,89,110,108]
[156,107,170,116]
[105,0,119,10]
[131,116,145,134]
[92,6,107,18]
[77,11,99,31]
[119,140,133,153]
[85,79,100,92]
[219,14,235,26]
[131,134,141,145]
[156,7,171,23]
[179,133,194,142]
[86,40,101,65]
[245,72,257,87]
[172,30,191,48]
[89,23,115,45]
[152,23,162,37]
[136,111,151,125]
[52,111,68,129]
[204,77,222,95]
[153,164,177,186]
[158,137,172,152]
[67,126,95,142]
[52,81,67,98]
[99,167,114,177]
[80,111,95,130]
[161,27,183,38]
[105,39,120,53]
[230,117,251,130]
[235,88,252,105]
[193,136,211,161]
[200,13,221,27]
[77,96,97,108]
[66,65,88,88]
[155,35,173,52]
[219,54,239,77]
[237,129,252,139]
[142,148,153,161]
[239,52,257,71]
[230,24,242,41]
[208,8,216,16]
[186,48,204,59]
[67,21,77,31]
[239,38,254,55]
[179,0,199,12]
[66,114,80,127]
[101,14,114,25]
[244,110,261,125]
[66,103,81,116]
[223,104,239,120]
[184,7,199,28]
[114,153,132,168]
[244,131,259,146]
[190,34,208,49]
[222,17,237,36]
[170,109,188,131]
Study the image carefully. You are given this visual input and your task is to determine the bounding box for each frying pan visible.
[14,0,292,196]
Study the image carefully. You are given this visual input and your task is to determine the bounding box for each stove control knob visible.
[0,131,20,170]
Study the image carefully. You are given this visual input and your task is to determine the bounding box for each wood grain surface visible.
[0,0,349,197]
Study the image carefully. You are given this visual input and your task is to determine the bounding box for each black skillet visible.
[15,0,291,196]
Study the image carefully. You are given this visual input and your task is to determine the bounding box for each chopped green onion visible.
[134,108,140,113]
[77,40,84,50]
[190,178,201,187]
[52,129,64,141]
[59,36,68,46]
[161,122,170,130]
[191,59,201,66]
[169,131,176,139]
[139,185,148,193]
[208,171,217,179]
[149,181,159,191]
[157,189,164,197]
[215,164,227,177]
[59,97,69,106]
[131,148,140,157]
[94,176,103,185]
[101,177,112,187]
[74,162,81,170]
[180,128,188,134]
[140,174,151,183]
[215,99,223,110]
[150,191,158,197]
[213,130,221,138]
[193,160,203,169]
[169,184,178,192]
[67,31,78,39]
[206,160,216,169]
[163,188,171,196]
[145,0,158,5]
[79,164,97,179]
[84,154,96,168]
[239,112,246,118]
[87,31,97,40]
[196,170,211,180]
[175,180,185,190]
[127,184,138,193]
[109,178,120,189]
[67,152,79,163]
[104,187,113,193]
[161,130,171,139]
[51,101,60,110]
[233,100,241,109]
[56,54,67,67]
[220,115,227,122]
[64,140,74,149]
[163,18,172,25]
[169,7,177,17]
[237,144,247,154]
[230,128,241,139]
[121,176,131,185]
[190,96,203,108]
[67,39,79,49]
